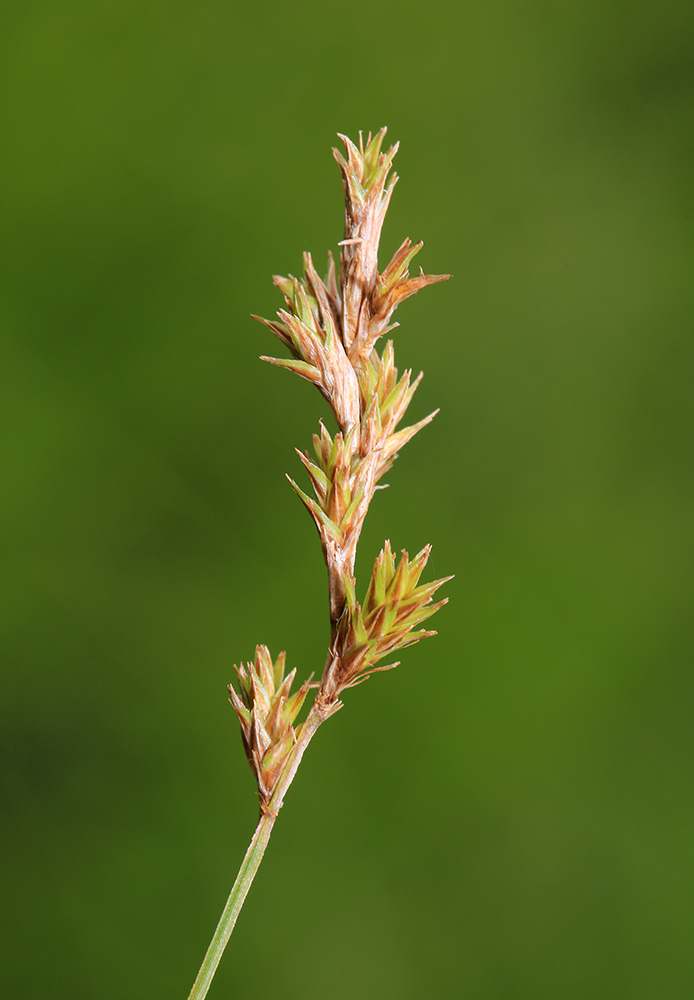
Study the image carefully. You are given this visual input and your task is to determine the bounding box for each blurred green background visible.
[1,1,693,997]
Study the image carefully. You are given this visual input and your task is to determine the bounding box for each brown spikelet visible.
[228,646,310,808]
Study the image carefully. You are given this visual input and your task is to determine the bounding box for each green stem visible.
[186,700,330,999]
[187,812,275,1000]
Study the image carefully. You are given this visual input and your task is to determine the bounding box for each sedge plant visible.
[187,129,451,1000]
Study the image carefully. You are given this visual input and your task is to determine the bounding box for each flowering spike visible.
[236,128,451,816]
[201,133,452,997]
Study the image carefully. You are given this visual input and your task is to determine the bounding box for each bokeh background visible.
[2,1,693,998]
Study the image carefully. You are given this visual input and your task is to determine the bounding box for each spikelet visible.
[321,543,453,697]
[228,646,310,809]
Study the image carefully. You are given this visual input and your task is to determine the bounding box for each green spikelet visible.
[334,544,453,690]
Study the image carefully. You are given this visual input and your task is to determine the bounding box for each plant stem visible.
[186,812,274,1000]
[186,701,329,999]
